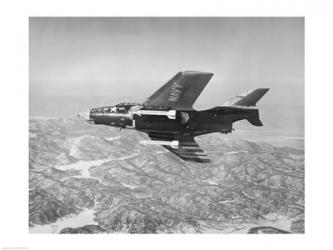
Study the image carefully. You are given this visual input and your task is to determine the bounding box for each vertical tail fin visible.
[223,88,270,107]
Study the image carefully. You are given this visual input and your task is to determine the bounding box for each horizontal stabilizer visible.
[247,117,263,126]
[224,88,270,107]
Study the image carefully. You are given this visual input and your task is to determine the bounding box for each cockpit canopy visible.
[91,102,142,114]
[115,102,141,108]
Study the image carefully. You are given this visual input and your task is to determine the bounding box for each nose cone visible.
[77,110,90,121]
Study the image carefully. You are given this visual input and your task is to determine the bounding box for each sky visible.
[29,17,304,136]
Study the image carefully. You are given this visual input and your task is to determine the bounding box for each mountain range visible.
[29,118,304,233]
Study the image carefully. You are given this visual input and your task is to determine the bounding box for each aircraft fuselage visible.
[87,103,259,137]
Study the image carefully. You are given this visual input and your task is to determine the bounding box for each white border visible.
[1,0,332,250]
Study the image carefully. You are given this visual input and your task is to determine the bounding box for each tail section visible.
[247,117,263,126]
[244,108,264,127]
[223,88,270,107]
[221,88,269,127]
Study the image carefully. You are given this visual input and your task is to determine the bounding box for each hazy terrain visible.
[29,118,304,234]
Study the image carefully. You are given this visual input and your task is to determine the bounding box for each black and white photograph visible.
[4,0,333,249]
[29,17,304,234]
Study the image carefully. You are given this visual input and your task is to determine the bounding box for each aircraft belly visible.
[189,116,232,134]
[134,116,182,133]
[133,111,232,135]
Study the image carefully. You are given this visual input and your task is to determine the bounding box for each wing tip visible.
[257,88,270,93]
[180,71,214,77]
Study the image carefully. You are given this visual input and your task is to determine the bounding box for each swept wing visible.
[144,71,213,110]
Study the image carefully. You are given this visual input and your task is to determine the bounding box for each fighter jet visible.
[78,71,269,163]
